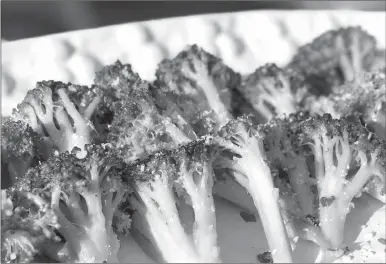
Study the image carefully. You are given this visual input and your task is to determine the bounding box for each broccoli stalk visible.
[126,138,221,263]
[216,117,293,263]
[174,138,221,262]
[302,114,386,248]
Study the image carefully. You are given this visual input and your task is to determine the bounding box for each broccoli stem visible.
[231,147,293,263]
[134,176,200,263]
[84,96,101,120]
[164,122,192,144]
[50,167,119,263]
[315,133,351,248]
[102,188,127,261]
[182,59,232,128]
[181,164,221,262]
[318,191,351,248]
[286,158,316,217]
[245,170,293,262]
[315,132,382,248]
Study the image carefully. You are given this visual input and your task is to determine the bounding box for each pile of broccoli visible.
[1,26,385,263]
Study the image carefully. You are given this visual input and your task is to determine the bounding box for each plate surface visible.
[2,10,386,116]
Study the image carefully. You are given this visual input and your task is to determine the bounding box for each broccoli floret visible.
[288,26,379,96]
[253,113,336,251]
[214,116,293,263]
[1,189,60,263]
[1,118,49,187]
[299,114,386,248]
[12,81,102,158]
[155,44,239,136]
[238,64,298,123]
[304,69,386,141]
[124,137,221,263]
[15,144,128,263]
[334,69,385,140]
[94,60,141,101]
[259,112,316,217]
[106,76,192,163]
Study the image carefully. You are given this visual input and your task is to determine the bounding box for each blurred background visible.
[2,1,385,41]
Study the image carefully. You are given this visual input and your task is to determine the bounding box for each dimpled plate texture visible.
[2,10,386,116]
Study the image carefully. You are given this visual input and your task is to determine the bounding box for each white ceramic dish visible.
[2,10,385,263]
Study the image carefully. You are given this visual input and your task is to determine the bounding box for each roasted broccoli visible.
[1,118,49,187]
[1,189,60,263]
[12,81,103,158]
[214,116,294,262]
[123,137,221,263]
[237,64,298,123]
[304,68,385,141]
[11,144,129,263]
[155,44,240,136]
[104,75,192,163]
[299,114,385,248]
[288,26,380,96]
[2,24,386,264]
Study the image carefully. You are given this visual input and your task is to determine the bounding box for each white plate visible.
[2,10,386,116]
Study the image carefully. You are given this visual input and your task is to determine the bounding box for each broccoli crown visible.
[218,115,261,147]
[17,151,87,196]
[155,44,239,136]
[1,118,49,187]
[17,144,124,197]
[14,81,98,127]
[124,149,177,186]
[106,77,191,163]
[1,189,59,263]
[1,118,45,160]
[175,136,217,168]
[239,64,298,122]
[300,69,385,119]
[214,115,264,180]
[12,81,104,156]
[12,143,128,262]
[301,114,368,148]
[288,26,378,96]
[94,62,151,145]
[124,136,216,186]
[328,69,386,139]
[296,113,385,247]
[258,112,311,166]
[94,60,141,101]
[299,113,386,193]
